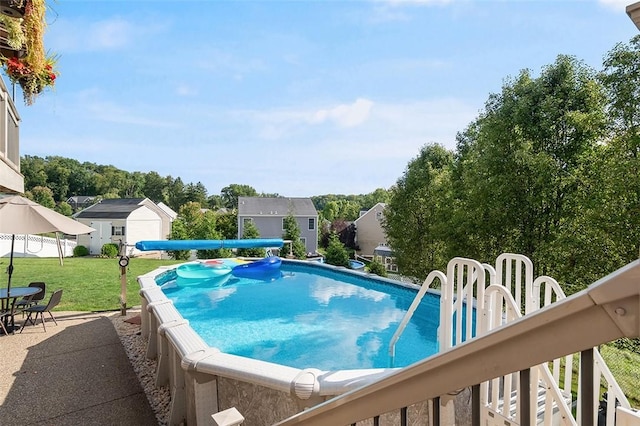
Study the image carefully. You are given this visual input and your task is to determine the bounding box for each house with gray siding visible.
[237,197,318,255]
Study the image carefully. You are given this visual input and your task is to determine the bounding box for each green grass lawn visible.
[1,256,182,311]
[600,344,640,408]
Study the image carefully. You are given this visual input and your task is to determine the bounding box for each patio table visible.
[0,287,41,334]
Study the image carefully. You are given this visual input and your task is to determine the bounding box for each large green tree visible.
[184,182,209,206]
[195,210,232,259]
[143,171,167,204]
[550,35,640,291]
[384,143,454,280]
[452,55,606,280]
[221,184,258,209]
[26,185,55,208]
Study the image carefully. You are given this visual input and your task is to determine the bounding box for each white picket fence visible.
[0,233,78,258]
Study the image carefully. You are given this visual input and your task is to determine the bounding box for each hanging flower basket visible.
[0,0,59,105]
[0,0,26,19]
[5,54,57,104]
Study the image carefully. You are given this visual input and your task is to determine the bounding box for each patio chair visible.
[19,289,63,333]
[15,282,46,311]
[0,309,12,335]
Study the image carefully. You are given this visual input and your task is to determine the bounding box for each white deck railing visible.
[274,259,640,425]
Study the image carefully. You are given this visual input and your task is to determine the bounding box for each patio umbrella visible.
[0,195,95,295]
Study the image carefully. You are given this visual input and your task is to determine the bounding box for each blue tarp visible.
[135,238,284,251]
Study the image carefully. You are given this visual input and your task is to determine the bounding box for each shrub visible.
[367,260,388,277]
[101,243,119,258]
[325,234,349,267]
[73,245,89,257]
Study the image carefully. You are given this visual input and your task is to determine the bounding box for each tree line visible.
[384,36,640,294]
[19,155,389,219]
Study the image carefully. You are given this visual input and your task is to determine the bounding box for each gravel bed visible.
[111,310,170,426]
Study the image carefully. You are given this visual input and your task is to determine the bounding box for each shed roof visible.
[74,198,146,219]
[238,197,317,216]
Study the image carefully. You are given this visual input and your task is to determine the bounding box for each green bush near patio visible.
[1,257,182,312]
[101,243,119,258]
[73,245,89,257]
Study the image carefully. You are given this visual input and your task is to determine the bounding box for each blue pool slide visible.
[135,238,284,251]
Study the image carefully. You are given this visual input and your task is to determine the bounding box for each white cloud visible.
[310,98,374,128]
[90,18,134,49]
[62,90,180,128]
[224,98,375,140]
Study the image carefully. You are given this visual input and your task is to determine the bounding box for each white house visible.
[74,198,173,257]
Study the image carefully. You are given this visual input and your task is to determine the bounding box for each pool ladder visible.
[388,270,446,367]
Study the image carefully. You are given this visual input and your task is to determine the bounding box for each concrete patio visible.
[0,311,158,425]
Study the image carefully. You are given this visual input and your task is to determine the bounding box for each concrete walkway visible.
[0,311,158,425]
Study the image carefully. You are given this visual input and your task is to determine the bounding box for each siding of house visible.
[126,207,163,251]
[354,203,387,257]
[237,197,318,254]
[139,199,173,240]
[74,198,170,257]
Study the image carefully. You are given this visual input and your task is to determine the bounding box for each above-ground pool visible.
[140,258,463,424]
[160,259,440,370]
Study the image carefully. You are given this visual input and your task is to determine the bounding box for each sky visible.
[14,0,640,198]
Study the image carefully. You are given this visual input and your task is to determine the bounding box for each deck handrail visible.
[481,284,577,425]
[531,274,631,424]
[387,269,446,366]
[441,257,486,349]
[273,259,640,425]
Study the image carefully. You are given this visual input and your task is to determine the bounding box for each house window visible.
[243,217,252,226]
[112,226,125,236]
[300,237,306,248]
[308,218,315,230]
[376,211,383,221]
[282,218,287,230]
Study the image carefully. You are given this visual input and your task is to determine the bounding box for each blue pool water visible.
[162,261,441,370]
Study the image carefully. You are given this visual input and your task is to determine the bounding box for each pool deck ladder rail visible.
[385,253,636,426]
